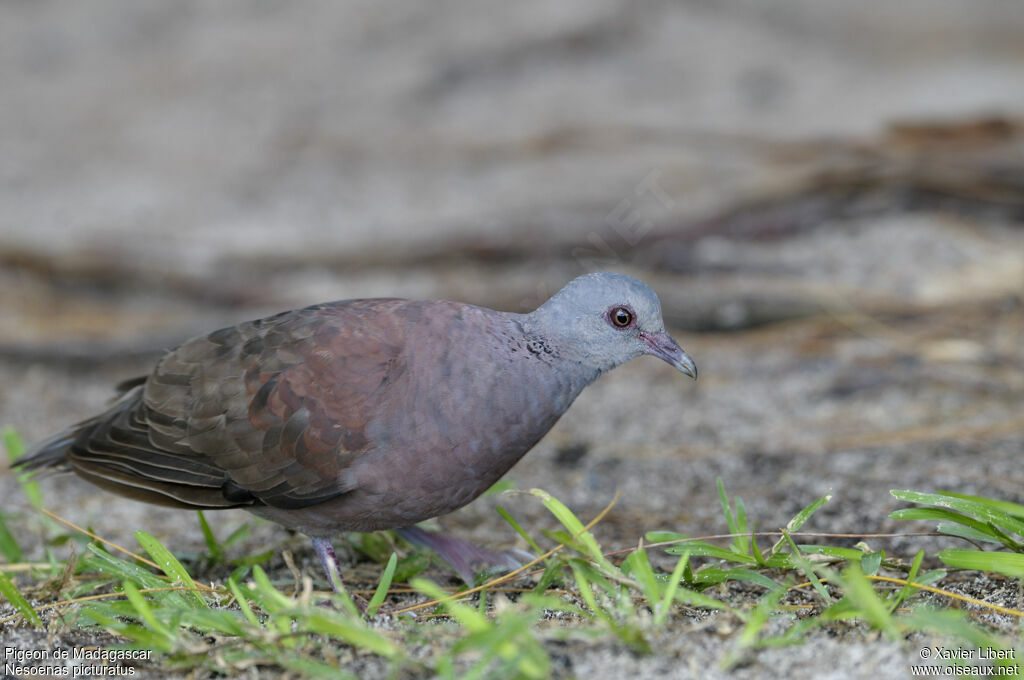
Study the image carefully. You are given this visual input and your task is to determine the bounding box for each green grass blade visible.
[0,569,43,627]
[483,479,516,497]
[365,552,397,618]
[890,507,1002,543]
[915,569,947,587]
[0,513,23,563]
[902,608,1010,661]
[981,521,1024,552]
[665,541,758,565]
[781,531,831,604]
[890,550,924,612]
[249,565,295,614]
[353,531,393,564]
[770,489,831,556]
[2,427,26,459]
[528,489,610,568]
[717,477,734,532]
[392,552,431,583]
[860,550,883,576]
[939,549,1024,577]
[655,551,690,626]
[833,564,900,640]
[495,506,543,556]
[454,612,550,680]
[645,530,687,544]
[567,563,610,625]
[412,577,490,633]
[799,545,870,562]
[80,609,175,652]
[222,522,251,550]
[76,600,138,623]
[135,531,207,609]
[716,478,747,555]
[891,490,1024,540]
[531,558,565,594]
[542,529,587,555]
[750,526,766,567]
[477,587,487,616]
[276,654,358,680]
[3,427,42,508]
[682,554,695,584]
[933,523,999,544]
[695,567,784,592]
[231,549,275,569]
[672,584,738,616]
[937,490,1024,519]
[227,576,261,627]
[568,559,619,600]
[121,579,174,639]
[786,489,832,532]
[303,610,401,659]
[733,498,749,555]
[722,587,785,670]
[621,548,662,604]
[196,511,225,564]
[83,544,188,607]
[327,582,362,620]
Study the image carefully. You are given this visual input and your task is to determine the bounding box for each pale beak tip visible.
[675,354,698,380]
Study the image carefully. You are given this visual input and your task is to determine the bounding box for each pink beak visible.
[640,331,697,379]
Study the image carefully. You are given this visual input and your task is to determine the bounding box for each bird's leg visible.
[395,526,532,585]
[311,537,373,611]
[312,537,346,592]
[311,538,370,611]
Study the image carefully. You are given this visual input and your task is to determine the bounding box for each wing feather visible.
[49,299,410,509]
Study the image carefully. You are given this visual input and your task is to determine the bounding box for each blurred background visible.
[1,1,1022,573]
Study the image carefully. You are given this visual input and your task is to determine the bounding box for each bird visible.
[16,272,696,588]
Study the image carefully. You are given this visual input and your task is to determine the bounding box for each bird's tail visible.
[13,428,80,473]
[12,380,146,474]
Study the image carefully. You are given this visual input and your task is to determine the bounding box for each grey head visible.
[525,272,697,378]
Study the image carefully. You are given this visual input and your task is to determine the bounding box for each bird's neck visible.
[513,312,605,390]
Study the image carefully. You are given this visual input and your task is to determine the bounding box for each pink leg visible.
[312,537,345,592]
[396,526,532,585]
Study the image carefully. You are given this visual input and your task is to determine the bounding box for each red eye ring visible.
[610,307,633,328]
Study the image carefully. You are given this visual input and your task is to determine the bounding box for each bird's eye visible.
[610,307,633,328]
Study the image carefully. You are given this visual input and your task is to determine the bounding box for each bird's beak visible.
[640,331,697,379]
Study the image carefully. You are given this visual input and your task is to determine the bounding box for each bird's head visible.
[529,272,697,378]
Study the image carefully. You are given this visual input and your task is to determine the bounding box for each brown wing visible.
[61,299,409,510]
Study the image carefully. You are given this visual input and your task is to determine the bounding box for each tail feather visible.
[14,385,144,474]
[13,385,248,510]
[14,430,79,472]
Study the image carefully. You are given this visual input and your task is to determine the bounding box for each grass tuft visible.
[4,424,1024,677]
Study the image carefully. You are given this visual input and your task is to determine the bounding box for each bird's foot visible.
[395,526,532,586]
[311,537,368,610]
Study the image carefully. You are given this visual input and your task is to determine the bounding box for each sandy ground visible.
[1,2,1023,678]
